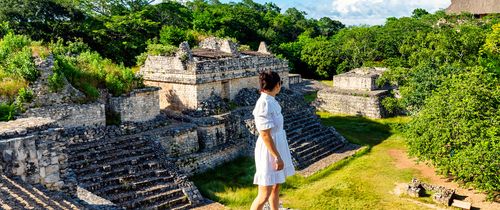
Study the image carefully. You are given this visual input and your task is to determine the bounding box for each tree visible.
[412,8,429,19]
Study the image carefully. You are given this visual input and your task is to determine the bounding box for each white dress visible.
[253,92,295,186]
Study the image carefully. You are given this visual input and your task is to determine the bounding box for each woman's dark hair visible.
[259,71,281,92]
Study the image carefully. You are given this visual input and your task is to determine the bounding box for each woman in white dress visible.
[250,71,295,210]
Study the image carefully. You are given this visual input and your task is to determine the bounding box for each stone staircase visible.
[283,107,345,169]
[0,175,83,210]
[67,133,192,209]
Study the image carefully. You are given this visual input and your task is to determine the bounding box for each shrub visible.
[405,66,500,196]
[16,87,34,103]
[48,71,65,92]
[0,102,16,121]
[81,83,100,101]
[136,42,178,66]
[4,47,38,81]
[53,42,143,99]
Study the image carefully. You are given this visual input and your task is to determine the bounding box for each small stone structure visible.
[314,67,390,118]
[108,87,160,123]
[139,37,289,110]
[407,178,456,206]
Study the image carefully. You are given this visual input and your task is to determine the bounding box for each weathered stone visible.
[140,37,289,111]
[314,67,393,118]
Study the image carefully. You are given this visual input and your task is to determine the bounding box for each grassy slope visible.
[192,113,434,210]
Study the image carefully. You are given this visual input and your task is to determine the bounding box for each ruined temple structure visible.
[446,0,500,18]
[314,67,391,118]
[0,38,353,209]
[139,37,290,110]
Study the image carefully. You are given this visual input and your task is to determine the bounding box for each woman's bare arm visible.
[260,129,284,170]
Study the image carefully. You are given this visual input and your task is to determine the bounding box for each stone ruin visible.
[139,37,290,111]
[314,67,391,118]
[407,178,456,206]
[0,37,354,209]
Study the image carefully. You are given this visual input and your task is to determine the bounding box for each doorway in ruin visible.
[221,80,230,100]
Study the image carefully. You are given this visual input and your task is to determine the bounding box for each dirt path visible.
[388,149,499,210]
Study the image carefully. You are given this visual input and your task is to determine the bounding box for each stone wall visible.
[333,75,378,91]
[315,88,389,118]
[332,67,387,91]
[108,87,160,123]
[144,81,198,110]
[289,74,302,85]
[141,56,289,85]
[22,103,105,128]
[0,118,74,192]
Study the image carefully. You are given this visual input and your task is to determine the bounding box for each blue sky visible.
[156,0,452,25]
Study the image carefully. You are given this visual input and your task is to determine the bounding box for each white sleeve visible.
[254,99,275,131]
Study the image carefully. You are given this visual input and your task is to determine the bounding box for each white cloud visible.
[324,0,452,25]
[154,0,452,25]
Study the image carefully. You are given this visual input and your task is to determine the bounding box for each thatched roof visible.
[446,0,500,15]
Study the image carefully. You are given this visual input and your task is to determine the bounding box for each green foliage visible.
[159,25,187,46]
[0,102,16,121]
[136,42,178,66]
[0,33,38,82]
[48,71,65,92]
[52,40,143,98]
[412,8,429,19]
[16,87,33,103]
[405,67,500,196]
[481,24,500,75]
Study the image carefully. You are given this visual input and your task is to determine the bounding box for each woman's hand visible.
[275,157,284,171]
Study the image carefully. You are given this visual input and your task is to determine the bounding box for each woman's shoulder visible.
[253,96,277,114]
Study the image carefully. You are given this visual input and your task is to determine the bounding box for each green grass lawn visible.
[191,113,437,210]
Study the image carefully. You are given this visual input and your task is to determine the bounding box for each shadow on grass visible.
[318,114,394,147]
[191,156,257,204]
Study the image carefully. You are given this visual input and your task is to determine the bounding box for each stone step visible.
[69,137,148,158]
[300,141,345,168]
[69,145,153,169]
[289,127,328,148]
[0,176,81,210]
[73,153,157,176]
[293,131,337,154]
[78,162,163,184]
[81,167,168,191]
[284,115,316,130]
[68,138,149,162]
[68,134,148,154]
[108,182,178,204]
[289,125,323,141]
[121,187,187,209]
[93,175,175,196]
[286,122,321,139]
[1,175,62,210]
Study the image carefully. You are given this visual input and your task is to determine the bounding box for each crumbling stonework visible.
[29,55,86,107]
[108,87,160,123]
[407,178,456,206]
[0,118,74,192]
[315,67,390,118]
[140,37,289,110]
[22,103,106,128]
